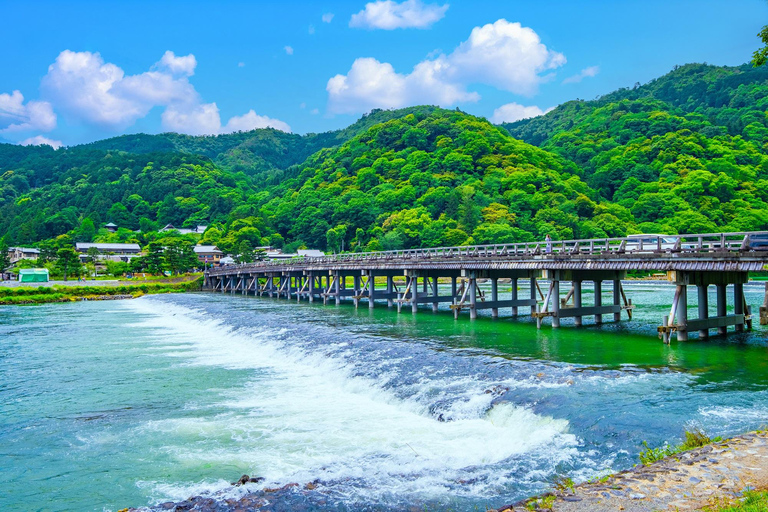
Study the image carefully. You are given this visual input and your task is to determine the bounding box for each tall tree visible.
[753,25,768,67]
[55,247,82,281]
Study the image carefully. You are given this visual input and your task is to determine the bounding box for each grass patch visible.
[639,429,722,465]
[0,277,203,305]
[525,495,555,510]
[703,490,768,511]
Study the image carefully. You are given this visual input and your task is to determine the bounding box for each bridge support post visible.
[573,280,583,327]
[613,280,621,322]
[469,275,477,320]
[387,276,394,308]
[353,275,361,308]
[411,276,419,314]
[491,278,499,318]
[308,273,315,303]
[677,285,689,341]
[369,272,376,309]
[530,276,537,316]
[717,284,727,335]
[334,273,340,306]
[511,278,518,316]
[551,279,561,328]
[594,281,603,325]
[432,277,439,312]
[697,285,708,339]
[735,283,744,333]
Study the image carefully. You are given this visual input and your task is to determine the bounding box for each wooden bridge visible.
[204,232,768,343]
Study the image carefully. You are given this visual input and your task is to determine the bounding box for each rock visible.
[629,493,646,499]
[249,476,265,483]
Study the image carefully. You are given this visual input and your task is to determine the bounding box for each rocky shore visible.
[500,430,768,512]
[123,431,768,512]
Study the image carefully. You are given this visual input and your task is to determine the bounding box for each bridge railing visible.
[206,231,768,274]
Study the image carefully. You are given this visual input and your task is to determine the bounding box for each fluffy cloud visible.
[19,135,63,149]
[328,19,565,114]
[350,0,448,30]
[39,50,289,136]
[157,50,197,76]
[490,102,551,124]
[162,103,291,135]
[224,110,291,133]
[563,65,600,84]
[0,90,57,133]
[322,13,334,23]
[284,46,294,55]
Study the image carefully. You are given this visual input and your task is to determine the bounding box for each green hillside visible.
[1,64,767,256]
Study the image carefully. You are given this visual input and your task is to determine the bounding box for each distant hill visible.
[1,67,767,252]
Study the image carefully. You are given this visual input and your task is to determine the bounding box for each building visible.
[160,224,208,235]
[75,243,142,262]
[8,247,40,265]
[19,268,49,283]
[194,245,223,264]
[104,222,118,232]
[298,249,325,258]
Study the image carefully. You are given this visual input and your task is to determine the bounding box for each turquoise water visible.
[1,282,767,511]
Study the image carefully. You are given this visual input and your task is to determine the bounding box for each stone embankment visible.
[501,431,768,512]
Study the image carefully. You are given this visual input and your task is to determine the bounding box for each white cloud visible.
[38,50,290,137]
[238,62,245,68]
[490,102,552,124]
[19,135,63,149]
[224,110,291,133]
[310,108,319,115]
[162,102,222,136]
[156,50,197,76]
[0,90,57,133]
[350,0,448,30]
[327,19,565,114]
[308,24,316,34]
[322,12,334,23]
[41,50,197,128]
[563,65,600,84]
[284,46,294,55]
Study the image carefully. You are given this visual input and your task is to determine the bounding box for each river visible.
[1,282,767,511]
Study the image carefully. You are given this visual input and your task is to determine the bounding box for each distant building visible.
[160,224,208,235]
[8,247,40,265]
[104,222,118,232]
[75,243,142,262]
[297,249,325,258]
[194,245,223,264]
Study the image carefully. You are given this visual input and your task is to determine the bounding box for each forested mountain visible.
[1,64,767,255]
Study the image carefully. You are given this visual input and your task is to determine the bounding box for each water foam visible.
[124,297,579,505]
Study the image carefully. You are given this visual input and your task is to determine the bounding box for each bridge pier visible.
[659,271,750,343]
[534,270,631,328]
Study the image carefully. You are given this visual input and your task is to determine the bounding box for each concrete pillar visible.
[334,274,340,306]
[411,276,419,314]
[574,280,583,326]
[735,283,744,333]
[511,277,518,316]
[552,280,560,328]
[432,277,439,312]
[491,277,499,318]
[369,273,376,309]
[697,284,708,339]
[530,276,537,315]
[613,279,621,322]
[469,277,477,320]
[386,276,394,308]
[594,281,603,325]
[678,285,688,341]
[717,284,727,335]
[451,277,457,303]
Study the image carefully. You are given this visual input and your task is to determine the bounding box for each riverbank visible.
[500,430,768,512]
[0,276,203,305]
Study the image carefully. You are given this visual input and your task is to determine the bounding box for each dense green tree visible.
[54,247,82,281]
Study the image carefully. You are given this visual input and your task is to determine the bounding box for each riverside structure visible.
[204,232,768,343]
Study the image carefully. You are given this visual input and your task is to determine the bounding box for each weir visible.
[204,231,768,343]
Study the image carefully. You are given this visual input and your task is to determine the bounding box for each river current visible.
[1,282,768,511]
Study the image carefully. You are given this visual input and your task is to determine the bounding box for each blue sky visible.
[1,0,766,147]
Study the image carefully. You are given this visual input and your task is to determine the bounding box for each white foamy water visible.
[125,298,579,505]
